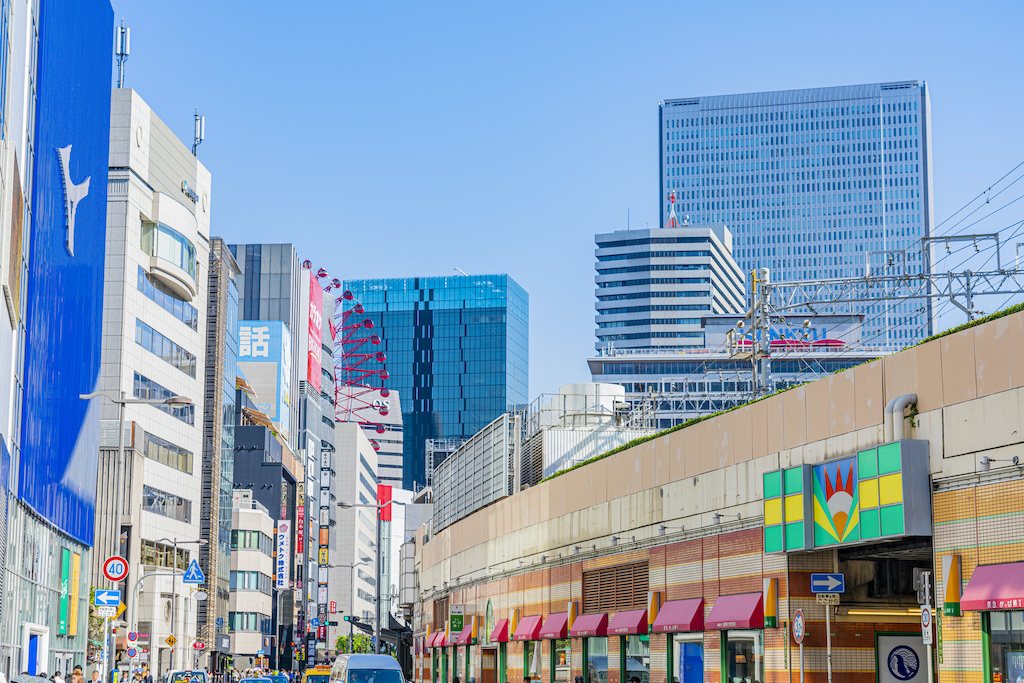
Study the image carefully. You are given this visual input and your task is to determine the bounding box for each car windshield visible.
[305,676,330,683]
[347,670,403,683]
[239,679,271,683]
[171,674,207,683]
[268,676,289,683]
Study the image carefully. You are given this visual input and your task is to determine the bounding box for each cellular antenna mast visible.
[192,108,205,156]
[115,20,130,88]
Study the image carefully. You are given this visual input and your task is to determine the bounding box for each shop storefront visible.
[570,613,608,683]
[514,616,544,682]
[706,593,764,683]
[963,562,1024,683]
[490,619,510,683]
[652,599,704,683]
[539,613,571,683]
[608,610,650,683]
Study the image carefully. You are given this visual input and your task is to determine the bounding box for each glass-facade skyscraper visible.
[659,80,934,347]
[340,275,529,490]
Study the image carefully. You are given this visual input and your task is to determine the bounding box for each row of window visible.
[137,266,198,330]
[136,320,197,377]
[142,485,191,523]
[601,357,870,376]
[231,529,273,555]
[133,372,194,425]
[597,250,712,262]
[597,277,710,289]
[230,570,273,595]
[597,318,702,329]
[143,432,193,473]
[597,331,704,341]
[598,291,709,302]
[228,611,273,634]
[598,304,710,315]
[598,264,709,276]
[140,539,188,570]
[664,99,918,129]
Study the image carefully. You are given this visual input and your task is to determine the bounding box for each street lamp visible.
[154,537,207,675]
[337,500,404,654]
[80,391,192,680]
[327,560,369,653]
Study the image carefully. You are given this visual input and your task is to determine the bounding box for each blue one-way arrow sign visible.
[95,589,121,606]
[810,573,845,593]
[182,558,205,584]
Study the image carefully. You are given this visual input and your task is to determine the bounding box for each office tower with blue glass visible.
[340,275,529,490]
[659,80,934,346]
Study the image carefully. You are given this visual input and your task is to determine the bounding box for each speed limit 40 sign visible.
[103,556,129,582]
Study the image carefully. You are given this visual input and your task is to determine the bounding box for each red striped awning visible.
[963,562,1024,610]
[539,613,568,639]
[569,613,608,638]
[513,615,544,641]
[706,592,763,630]
[426,632,443,648]
[652,599,704,633]
[608,609,648,635]
[490,618,510,643]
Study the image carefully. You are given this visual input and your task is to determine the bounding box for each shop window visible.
[723,630,762,683]
[988,611,1024,683]
[672,634,704,683]
[553,639,571,683]
[525,641,543,680]
[625,635,650,683]
[587,637,609,683]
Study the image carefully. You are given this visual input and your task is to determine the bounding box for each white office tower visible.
[659,80,934,346]
[98,89,212,673]
[595,204,745,352]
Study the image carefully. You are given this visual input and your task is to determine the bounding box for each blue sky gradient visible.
[112,0,1024,396]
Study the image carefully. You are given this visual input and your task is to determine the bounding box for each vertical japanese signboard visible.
[318,448,331,632]
[58,548,70,634]
[308,273,323,392]
[276,521,291,590]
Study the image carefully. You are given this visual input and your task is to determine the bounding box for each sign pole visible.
[104,616,111,683]
[799,640,804,683]
[825,605,832,683]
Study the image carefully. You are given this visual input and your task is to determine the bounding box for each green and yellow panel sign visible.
[764,440,930,554]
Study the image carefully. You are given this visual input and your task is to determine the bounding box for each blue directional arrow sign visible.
[810,573,845,593]
[310,618,319,627]
[182,558,205,584]
[95,589,121,606]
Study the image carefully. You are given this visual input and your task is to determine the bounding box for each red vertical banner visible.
[378,484,392,521]
[307,271,323,392]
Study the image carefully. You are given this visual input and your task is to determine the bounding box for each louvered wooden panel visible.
[433,595,449,631]
[582,561,648,613]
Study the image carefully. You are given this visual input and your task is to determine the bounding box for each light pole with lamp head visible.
[327,560,369,654]
[153,537,207,676]
[338,500,404,654]
[79,391,193,681]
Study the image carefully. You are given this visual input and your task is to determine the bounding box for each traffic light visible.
[342,616,350,622]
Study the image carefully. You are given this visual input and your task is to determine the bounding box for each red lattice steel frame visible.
[302,261,388,444]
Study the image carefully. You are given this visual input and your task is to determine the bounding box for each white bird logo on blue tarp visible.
[57,144,90,256]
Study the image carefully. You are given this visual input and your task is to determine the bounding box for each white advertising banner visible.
[276,521,291,589]
[877,634,929,683]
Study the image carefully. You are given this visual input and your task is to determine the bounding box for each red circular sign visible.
[193,641,206,650]
[103,556,129,582]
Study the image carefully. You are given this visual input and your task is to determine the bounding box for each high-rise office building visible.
[340,275,529,491]
[659,80,934,346]
[95,88,213,674]
[594,222,745,352]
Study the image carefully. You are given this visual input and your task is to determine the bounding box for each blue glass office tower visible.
[659,81,934,347]
[339,275,529,490]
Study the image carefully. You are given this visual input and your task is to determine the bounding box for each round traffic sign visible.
[103,556,129,582]
[792,609,805,644]
[193,641,206,650]
[127,648,137,658]
[127,631,138,643]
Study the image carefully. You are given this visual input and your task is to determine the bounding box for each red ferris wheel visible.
[302,261,389,445]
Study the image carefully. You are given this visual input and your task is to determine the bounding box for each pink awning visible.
[513,615,544,641]
[706,592,763,630]
[427,632,443,648]
[569,613,608,638]
[539,613,568,639]
[652,599,705,633]
[608,609,648,635]
[455,625,475,645]
[963,562,1024,610]
[490,618,510,643]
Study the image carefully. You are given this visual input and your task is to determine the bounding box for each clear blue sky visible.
[112,0,1024,397]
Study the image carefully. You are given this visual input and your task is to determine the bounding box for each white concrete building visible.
[229,492,274,666]
[328,422,378,648]
[97,88,212,674]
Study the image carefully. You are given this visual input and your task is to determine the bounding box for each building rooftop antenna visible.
[115,19,130,89]
[192,108,205,156]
